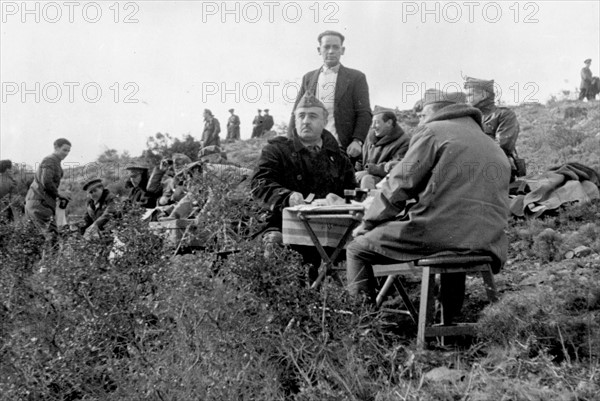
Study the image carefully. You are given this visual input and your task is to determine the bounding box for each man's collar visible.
[292,129,338,152]
[321,64,340,74]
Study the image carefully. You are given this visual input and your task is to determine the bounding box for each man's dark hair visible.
[53,138,71,148]
[318,30,345,45]
[380,111,397,127]
[0,159,12,173]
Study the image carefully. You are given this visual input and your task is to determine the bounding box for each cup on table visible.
[343,189,356,204]
[354,188,368,202]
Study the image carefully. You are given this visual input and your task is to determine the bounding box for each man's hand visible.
[288,192,305,207]
[346,140,363,158]
[354,161,363,171]
[352,222,369,238]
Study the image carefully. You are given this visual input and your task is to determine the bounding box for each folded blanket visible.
[509,162,600,217]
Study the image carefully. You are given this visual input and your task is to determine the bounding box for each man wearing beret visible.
[464,76,521,181]
[226,108,241,142]
[346,89,510,323]
[355,106,410,189]
[80,179,117,241]
[252,91,356,283]
[579,59,594,101]
[288,30,371,161]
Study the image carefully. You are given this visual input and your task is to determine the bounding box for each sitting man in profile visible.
[79,178,118,241]
[251,91,356,283]
[146,153,193,207]
[355,106,410,189]
[346,89,510,323]
[161,146,253,220]
[464,76,522,181]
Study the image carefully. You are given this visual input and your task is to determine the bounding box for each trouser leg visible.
[346,239,401,303]
[25,199,58,248]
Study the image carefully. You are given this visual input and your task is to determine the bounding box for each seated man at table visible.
[346,88,510,322]
[251,91,356,283]
[355,106,410,189]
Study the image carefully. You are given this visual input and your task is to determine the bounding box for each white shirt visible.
[316,64,339,143]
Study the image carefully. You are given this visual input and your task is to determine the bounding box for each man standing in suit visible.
[288,30,371,160]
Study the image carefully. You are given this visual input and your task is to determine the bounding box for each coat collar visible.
[424,104,484,129]
[367,125,406,147]
[291,129,340,154]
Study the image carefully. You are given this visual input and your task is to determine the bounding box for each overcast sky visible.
[1,0,599,166]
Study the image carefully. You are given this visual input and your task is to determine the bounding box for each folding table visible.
[282,204,364,288]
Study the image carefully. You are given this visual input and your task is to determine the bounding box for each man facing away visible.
[355,106,410,189]
[346,89,510,324]
[252,91,356,283]
[288,30,371,161]
[464,76,521,181]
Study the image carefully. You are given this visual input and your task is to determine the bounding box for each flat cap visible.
[463,76,495,93]
[83,178,103,191]
[295,91,327,111]
[421,89,467,107]
[228,108,234,112]
[584,58,592,64]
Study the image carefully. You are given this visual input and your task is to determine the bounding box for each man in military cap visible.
[346,88,510,322]
[80,178,117,240]
[464,76,521,181]
[251,91,356,283]
[251,109,264,138]
[288,30,371,161]
[262,108,274,136]
[355,105,410,189]
[226,108,240,141]
[579,59,594,101]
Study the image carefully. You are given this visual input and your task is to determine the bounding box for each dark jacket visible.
[25,153,63,209]
[357,104,510,273]
[128,186,157,209]
[83,189,117,231]
[251,129,356,230]
[262,114,274,132]
[359,125,410,177]
[288,64,371,149]
[202,118,221,147]
[477,100,520,159]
